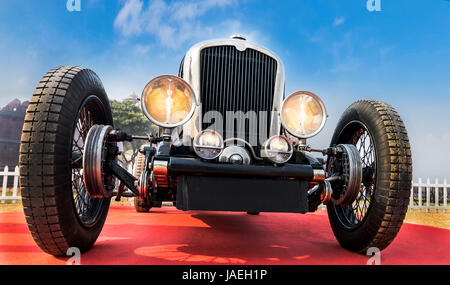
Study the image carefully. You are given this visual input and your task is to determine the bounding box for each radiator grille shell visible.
[179,39,285,149]
[198,45,278,145]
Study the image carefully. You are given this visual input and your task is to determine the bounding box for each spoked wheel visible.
[327,100,412,253]
[71,98,109,226]
[332,123,376,229]
[133,151,151,212]
[20,66,113,256]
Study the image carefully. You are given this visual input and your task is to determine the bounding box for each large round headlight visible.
[261,135,293,164]
[194,130,224,160]
[280,91,327,139]
[141,75,196,128]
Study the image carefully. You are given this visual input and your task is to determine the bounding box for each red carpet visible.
[0,206,449,265]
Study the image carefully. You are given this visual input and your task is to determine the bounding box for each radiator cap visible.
[231,34,246,41]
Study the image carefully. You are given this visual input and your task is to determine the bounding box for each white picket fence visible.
[409,178,448,213]
[1,165,449,213]
[0,166,20,203]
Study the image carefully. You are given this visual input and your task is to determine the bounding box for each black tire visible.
[133,151,151,212]
[19,66,113,256]
[327,100,412,253]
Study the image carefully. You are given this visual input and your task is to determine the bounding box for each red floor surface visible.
[0,206,449,265]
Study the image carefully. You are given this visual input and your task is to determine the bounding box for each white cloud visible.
[333,17,345,27]
[114,0,145,36]
[329,32,361,73]
[170,0,233,21]
[114,0,236,49]
[133,44,152,54]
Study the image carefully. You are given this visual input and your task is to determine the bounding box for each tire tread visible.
[328,100,412,253]
[19,66,111,256]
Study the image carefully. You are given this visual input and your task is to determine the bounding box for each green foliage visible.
[110,99,156,136]
[110,99,158,167]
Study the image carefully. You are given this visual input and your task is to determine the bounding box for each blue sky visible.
[0,0,449,180]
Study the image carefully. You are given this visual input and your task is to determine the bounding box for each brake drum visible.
[83,125,116,198]
[327,144,363,206]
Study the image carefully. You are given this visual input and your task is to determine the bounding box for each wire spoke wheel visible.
[20,66,114,255]
[327,100,412,253]
[71,96,107,227]
[334,123,376,229]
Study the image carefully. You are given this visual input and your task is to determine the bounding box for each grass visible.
[0,201,23,213]
[0,188,21,212]
[111,198,135,206]
[404,210,449,229]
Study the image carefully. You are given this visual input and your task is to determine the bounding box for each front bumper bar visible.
[176,175,310,213]
[167,157,314,180]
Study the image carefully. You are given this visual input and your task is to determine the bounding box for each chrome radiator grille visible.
[199,45,277,145]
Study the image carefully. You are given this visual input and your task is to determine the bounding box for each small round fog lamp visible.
[261,135,293,164]
[193,130,224,160]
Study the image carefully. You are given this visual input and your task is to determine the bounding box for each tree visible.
[110,99,158,170]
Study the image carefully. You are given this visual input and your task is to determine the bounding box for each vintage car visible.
[19,36,412,256]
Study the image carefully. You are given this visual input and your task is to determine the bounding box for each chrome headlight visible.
[261,135,293,164]
[280,91,327,139]
[141,75,196,128]
[194,130,224,160]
